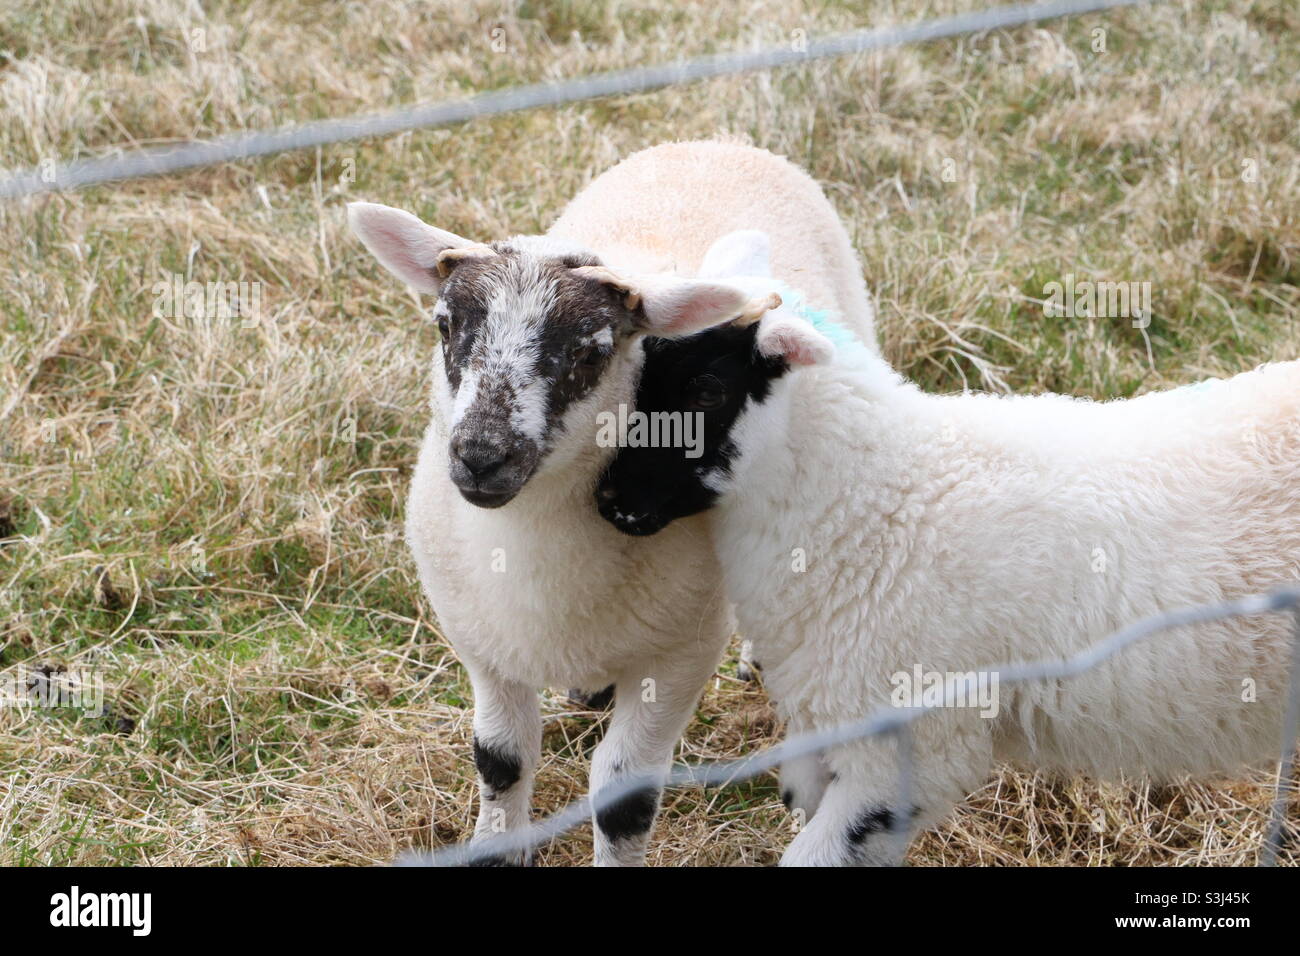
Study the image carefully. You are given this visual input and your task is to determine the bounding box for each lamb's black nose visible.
[597,485,618,502]
[454,439,509,479]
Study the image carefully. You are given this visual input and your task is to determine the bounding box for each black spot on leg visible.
[847,805,921,846]
[596,784,661,842]
[847,807,893,844]
[781,789,794,811]
[473,736,521,798]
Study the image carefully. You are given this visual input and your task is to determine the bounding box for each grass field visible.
[1,0,1297,866]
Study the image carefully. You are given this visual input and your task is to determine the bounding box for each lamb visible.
[595,230,1300,865]
[347,143,876,865]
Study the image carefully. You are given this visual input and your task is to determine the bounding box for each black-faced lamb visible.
[596,230,1300,865]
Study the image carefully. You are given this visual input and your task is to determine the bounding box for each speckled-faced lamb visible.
[348,143,876,865]
[597,231,1300,866]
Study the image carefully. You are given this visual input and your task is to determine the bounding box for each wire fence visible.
[8,0,1284,868]
[406,587,1300,867]
[0,0,1153,200]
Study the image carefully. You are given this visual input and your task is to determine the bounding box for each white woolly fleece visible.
[715,341,1300,863]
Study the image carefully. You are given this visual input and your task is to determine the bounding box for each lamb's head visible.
[348,202,756,508]
[595,230,835,535]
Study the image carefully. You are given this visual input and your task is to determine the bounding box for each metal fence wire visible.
[5,0,1289,867]
[408,588,1300,867]
[0,0,1152,200]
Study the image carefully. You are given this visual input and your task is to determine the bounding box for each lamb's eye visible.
[436,312,452,342]
[573,345,604,369]
[686,376,727,411]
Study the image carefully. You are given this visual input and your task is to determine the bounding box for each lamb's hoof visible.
[567,684,615,711]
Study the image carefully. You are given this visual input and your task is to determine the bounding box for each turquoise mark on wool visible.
[766,278,871,366]
[1173,377,1223,398]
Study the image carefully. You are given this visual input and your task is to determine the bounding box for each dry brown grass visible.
[1,0,1297,866]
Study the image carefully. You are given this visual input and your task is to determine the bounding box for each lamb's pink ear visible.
[756,314,835,366]
[574,267,754,336]
[631,275,754,337]
[347,202,491,294]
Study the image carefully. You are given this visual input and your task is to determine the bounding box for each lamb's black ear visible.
[348,202,495,294]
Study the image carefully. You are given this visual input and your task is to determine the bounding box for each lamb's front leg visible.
[777,707,832,822]
[589,645,721,866]
[465,662,541,866]
[779,748,831,824]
